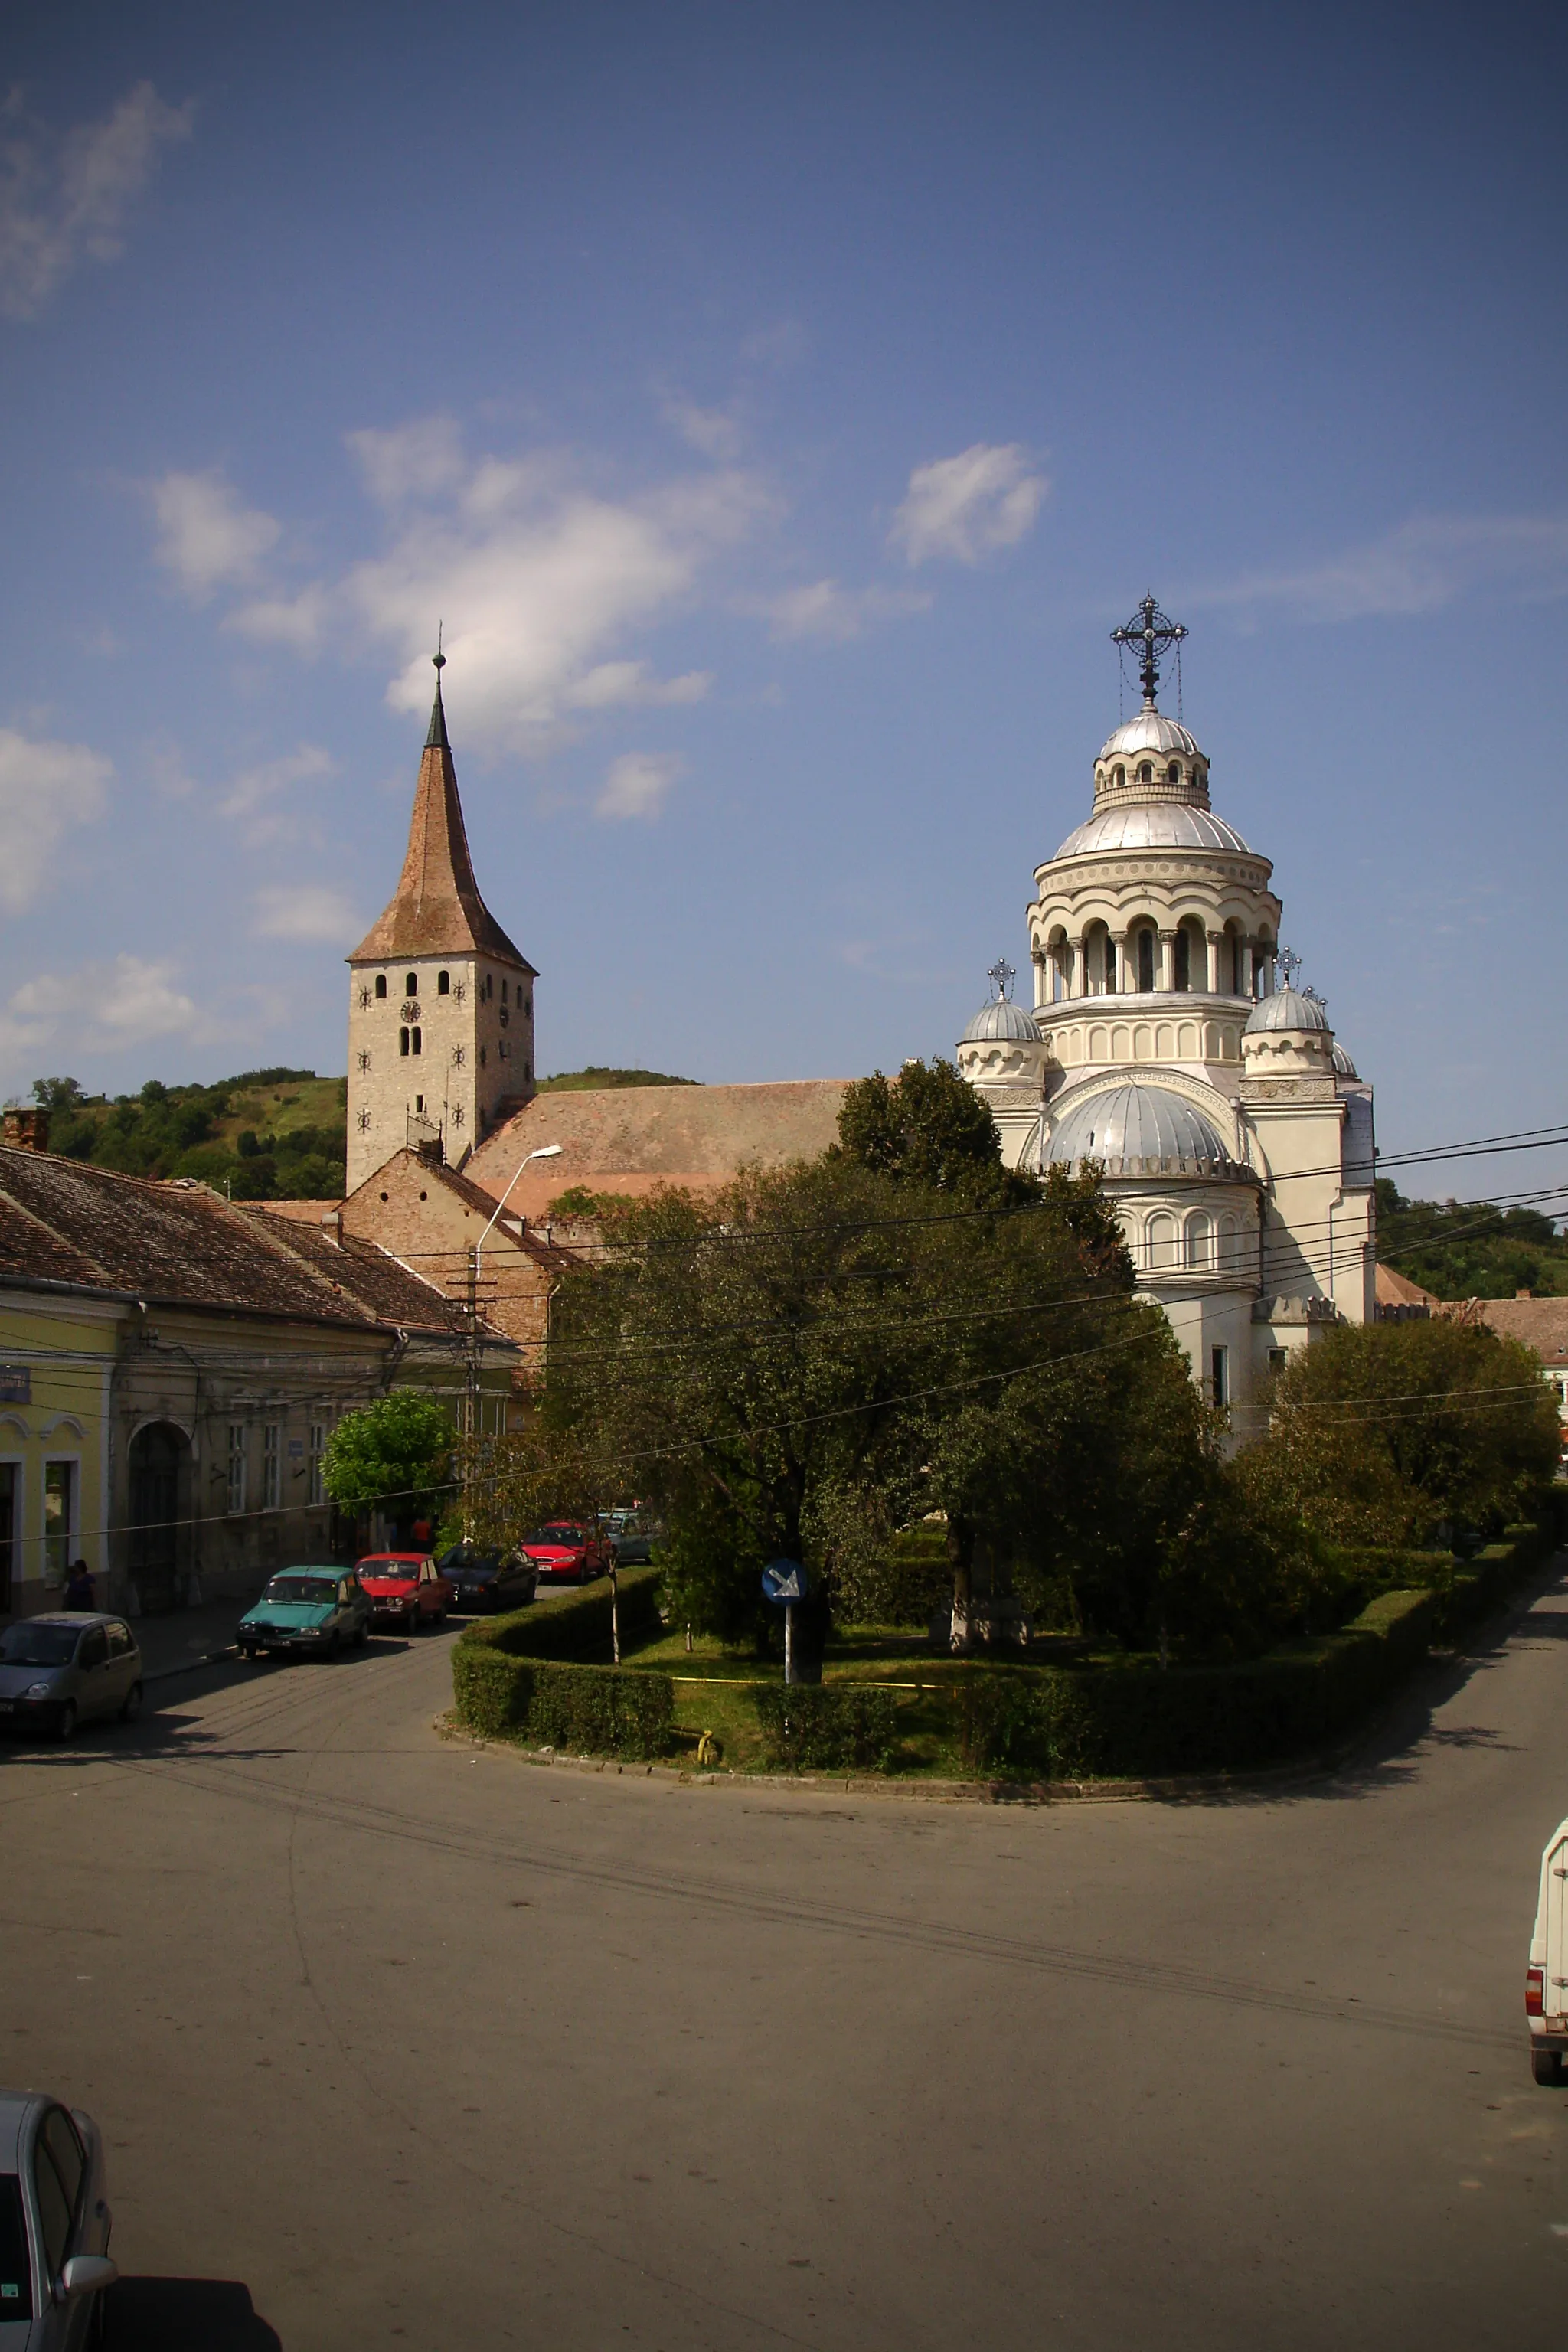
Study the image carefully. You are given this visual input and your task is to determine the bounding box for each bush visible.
[752,1683,902,1771]
[835,1524,952,1628]
[473,1564,665,1661]
[452,1647,672,1759]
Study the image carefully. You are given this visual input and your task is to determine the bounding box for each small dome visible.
[1096,710,1204,763]
[1331,1039,1359,1080]
[1052,802,1251,859]
[961,995,1042,1045]
[1043,1083,1241,1176]
[1244,986,1330,1036]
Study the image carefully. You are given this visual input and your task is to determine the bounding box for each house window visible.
[374,975,387,1000]
[438,971,450,995]
[227,1426,247,1516]
[263,1424,280,1511]
[1210,1346,1230,1410]
[43,1459,75,1584]
[404,972,418,996]
[1268,1348,1288,1375]
[400,1027,410,1056]
[309,1423,327,1508]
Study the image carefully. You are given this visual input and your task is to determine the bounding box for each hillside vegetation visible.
[536,1066,697,1091]
[25,1072,347,1200]
[1377,1179,1568,1298]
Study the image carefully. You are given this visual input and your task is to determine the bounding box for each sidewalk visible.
[125,1596,252,1683]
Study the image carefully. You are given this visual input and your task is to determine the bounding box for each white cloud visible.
[150,470,281,601]
[763,578,933,642]
[890,443,1048,567]
[227,582,332,653]
[219,743,335,847]
[346,416,467,508]
[0,954,198,1059]
[0,728,110,911]
[596,750,683,822]
[0,80,194,318]
[1192,512,1568,622]
[563,661,712,709]
[251,882,361,943]
[664,397,743,462]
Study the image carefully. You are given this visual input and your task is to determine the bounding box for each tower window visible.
[1112,763,1125,789]
[411,1027,422,1056]
[399,1027,410,1057]
[501,977,509,1005]
[1137,929,1155,991]
[374,975,387,1001]
[438,970,450,996]
[1138,761,1153,784]
[404,972,418,997]
[415,1095,425,1114]
[1166,761,1181,785]
[1174,928,1191,991]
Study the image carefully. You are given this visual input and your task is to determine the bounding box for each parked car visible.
[238,1569,373,1661]
[436,1546,538,1614]
[0,1615,142,1741]
[0,2089,117,2341]
[355,1553,453,1633]
[521,1522,609,1583]
[1527,1811,1568,2084]
[606,1511,662,1566]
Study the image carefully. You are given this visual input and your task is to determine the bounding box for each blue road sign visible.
[762,1559,808,1605]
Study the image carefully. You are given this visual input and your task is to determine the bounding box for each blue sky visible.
[2,1,1564,1198]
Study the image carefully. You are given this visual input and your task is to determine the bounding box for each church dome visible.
[1096,710,1204,763]
[1052,802,1252,858]
[1244,986,1329,1035]
[1331,1038,1359,1080]
[1043,1083,1242,1176]
[961,995,1042,1045]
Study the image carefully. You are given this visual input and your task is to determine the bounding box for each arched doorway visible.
[129,1422,191,1614]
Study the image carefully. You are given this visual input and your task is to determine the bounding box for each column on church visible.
[1158,929,1175,991]
[1206,929,1223,994]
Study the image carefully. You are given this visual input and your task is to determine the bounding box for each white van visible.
[1527,1815,1568,2085]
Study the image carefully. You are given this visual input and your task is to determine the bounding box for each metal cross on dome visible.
[1111,594,1187,709]
[988,957,1016,1002]
[1279,946,1304,988]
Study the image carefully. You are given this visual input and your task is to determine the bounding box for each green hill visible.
[24,1071,348,1201]
[535,1066,697,1092]
[1377,1179,1568,1298]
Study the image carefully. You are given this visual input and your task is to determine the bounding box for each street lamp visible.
[466,1144,563,1447]
[474,1141,563,1284]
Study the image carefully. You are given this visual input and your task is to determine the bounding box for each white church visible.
[956,596,1374,1426]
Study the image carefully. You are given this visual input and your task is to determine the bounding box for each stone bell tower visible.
[345,654,537,1194]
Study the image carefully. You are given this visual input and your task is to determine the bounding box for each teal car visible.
[238,1568,373,1661]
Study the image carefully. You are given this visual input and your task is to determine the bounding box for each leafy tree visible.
[31,1077,83,1111]
[835,1057,1034,1204]
[321,1393,456,1528]
[1236,1316,1560,1547]
[1376,1178,1568,1300]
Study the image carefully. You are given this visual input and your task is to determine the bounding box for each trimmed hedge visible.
[451,1565,672,1759]
[753,1683,903,1771]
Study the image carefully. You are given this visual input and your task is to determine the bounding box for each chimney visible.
[2,1107,49,1153]
[320,1209,343,1245]
[1517,1288,1533,1301]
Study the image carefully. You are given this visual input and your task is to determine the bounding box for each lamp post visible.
[465,1141,563,1455]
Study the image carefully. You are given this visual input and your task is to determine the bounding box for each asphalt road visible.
[4,1570,1567,2352]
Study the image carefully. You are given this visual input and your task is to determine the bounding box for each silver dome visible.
[1096,710,1204,763]
[961,995,1043,1045]
[1042,1083,1243,1177]
[1051,801,1252,859]
[1331,1039,1359,1080]
[1244,986,1330,1035]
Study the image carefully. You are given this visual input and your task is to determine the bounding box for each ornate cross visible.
[1279,946,1303,989]
[988,956,1015,1002]
[1111,593,1187,709]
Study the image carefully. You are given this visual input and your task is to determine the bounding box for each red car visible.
[520,1523,610,1584]
[355,1553,454,1632]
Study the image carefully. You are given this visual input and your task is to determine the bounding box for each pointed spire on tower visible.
[348,646,535,971]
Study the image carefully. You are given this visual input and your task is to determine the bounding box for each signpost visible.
[762,1559,808,1685]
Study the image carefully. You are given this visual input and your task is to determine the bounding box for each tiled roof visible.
[0,1148,480,1338]
[1442,1295,1568,1364]
[348,684,533,969]
[1374,1263,1439,1308]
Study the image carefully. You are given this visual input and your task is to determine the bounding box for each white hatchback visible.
[1527,1813,1568,2086]
[0,2092,116,2347]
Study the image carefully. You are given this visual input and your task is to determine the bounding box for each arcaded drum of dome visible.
[1042,1082,1242,1176]
[1095,710,1204,763]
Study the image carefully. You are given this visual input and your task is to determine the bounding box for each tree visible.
[835,1057,1034,1204]
[1375,1178,1568,1300]
[321,1393,456,1529]
[31,1077,83,1112]
[1236,1316,1560,1547]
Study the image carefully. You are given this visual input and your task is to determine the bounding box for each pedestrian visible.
[64,1558,96,1610]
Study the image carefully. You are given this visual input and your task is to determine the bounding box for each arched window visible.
[374,975,387,1001]
[1173,927,1191,991]
[1185,1211,1213,1270]
[1146,1213,1177,1271]
[399,1027,410,1057]
[437,971,450,996]
[1218,1212,1240,1272]
[1113,763,1125,789]
[404,972,417,998]
[411,1027,422,1057]
[1137,928,1155,991]
[1166,761,1181,785]
[1138,761,1153,784]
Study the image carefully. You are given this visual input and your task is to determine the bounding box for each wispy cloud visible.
[663,397,744,463]
[251,882,361,943]
[890,443,1047,567]
[0,81,194,319]
[0,728,110,910]
[0,954,199,1060]
[761,577,933,642]
[596,750,684,821]
[219,743,335,847]
[1194,512,1568,622]
[149,470,281,601]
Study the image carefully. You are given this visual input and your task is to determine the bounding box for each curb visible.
[144,1644,238,1685]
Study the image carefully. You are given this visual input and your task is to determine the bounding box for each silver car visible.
[0,1616,143,1742]
[0,2092,116,2347]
